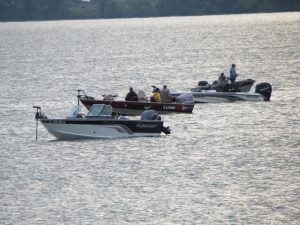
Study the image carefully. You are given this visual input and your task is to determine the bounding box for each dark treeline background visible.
[1,0,299,21]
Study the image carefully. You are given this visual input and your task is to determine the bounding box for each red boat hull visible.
[80,98,194,115]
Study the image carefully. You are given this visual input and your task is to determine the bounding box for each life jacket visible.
[152,92,161,102]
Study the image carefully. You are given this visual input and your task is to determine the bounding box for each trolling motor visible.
[33,106,47,141]
[77,89,95,106]
[33,106,47,120]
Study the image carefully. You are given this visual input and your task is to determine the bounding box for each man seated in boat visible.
[151,88,161,102]
[217,72,228,85]
[160,85,176,103]
[125,87,139,101]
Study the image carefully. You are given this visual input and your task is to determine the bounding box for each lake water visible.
[0,12,299,224]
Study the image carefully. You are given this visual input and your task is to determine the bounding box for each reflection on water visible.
[0,12,299,224]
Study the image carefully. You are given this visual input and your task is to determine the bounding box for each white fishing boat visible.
[33,104,170,140]
[173,81,272,103]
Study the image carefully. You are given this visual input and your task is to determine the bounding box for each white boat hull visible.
[42,123,161,139]
[35,104,170,140]
[172,91,265,103]
[192,92,265,103]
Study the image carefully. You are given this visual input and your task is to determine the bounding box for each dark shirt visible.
[125,91,138,101]
[218,74,226,81]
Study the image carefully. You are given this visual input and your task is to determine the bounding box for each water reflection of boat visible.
[33,104,171,140]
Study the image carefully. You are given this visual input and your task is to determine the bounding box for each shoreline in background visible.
[0,11,299,23]
[1,0,299,22]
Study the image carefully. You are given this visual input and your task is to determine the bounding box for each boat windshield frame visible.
[87,104,112,117]
[67,105,82,118]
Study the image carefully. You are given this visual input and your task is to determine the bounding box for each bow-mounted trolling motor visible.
[33,106,47,120]
[76,89,95,107]
[33,106,47,141]
[77,89,95,104]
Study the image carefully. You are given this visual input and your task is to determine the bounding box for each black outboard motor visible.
[198,81,208,86]
[140,110,170,134]
[141,110,161,121]
[255,82,272,101]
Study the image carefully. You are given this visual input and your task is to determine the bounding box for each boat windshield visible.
[67,106,82,118]
[87,104,112,117]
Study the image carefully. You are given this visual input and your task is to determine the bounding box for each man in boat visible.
[229,64,238,84]
[160,85,176,103]
[125,87,139,101]
[151,88,161,102]
[218,72,228,84]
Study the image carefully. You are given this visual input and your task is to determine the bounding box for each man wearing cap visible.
[125,87,138,101]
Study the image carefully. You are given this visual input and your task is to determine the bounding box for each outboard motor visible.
[198,81,210,91]
[255,82,272,101]
[176,93,194,104]
[141,110,161,121]
[191,81,210,92]
[198,81,208,86]
[140,110,170,134]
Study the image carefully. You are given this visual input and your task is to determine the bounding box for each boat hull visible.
[191,79,255,92]
[41,118,165,139]
[80,99,194,115]
[191,92,265,103]
[172,91,265,103]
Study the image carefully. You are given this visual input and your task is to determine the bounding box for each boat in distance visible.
[191,78,256,93]
[33,104,171,140]
[175,90,267,103]
[79,90,194,115]
[173,80,272,103]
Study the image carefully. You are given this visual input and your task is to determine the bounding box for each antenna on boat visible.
[33,106,41,141]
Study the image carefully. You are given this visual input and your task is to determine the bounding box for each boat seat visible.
[137,90,146,101]
[103,94,113,100]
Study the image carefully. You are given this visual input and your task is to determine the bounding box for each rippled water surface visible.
[1,13,299,224]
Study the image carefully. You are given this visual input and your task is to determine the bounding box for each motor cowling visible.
[141,110,161,121]
[176,93,194,104]
[198,81,208,86]
[140,110,171,135]
[255,82,272,101]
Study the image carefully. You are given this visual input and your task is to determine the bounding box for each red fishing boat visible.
[78,90,194,115]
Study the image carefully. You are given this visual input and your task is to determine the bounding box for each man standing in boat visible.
[125,87,139,101]
[229,64,238,84]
